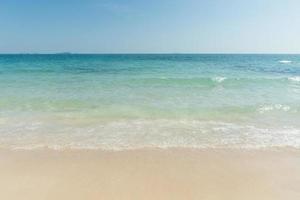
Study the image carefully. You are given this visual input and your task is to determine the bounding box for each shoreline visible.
[1,148,300,200]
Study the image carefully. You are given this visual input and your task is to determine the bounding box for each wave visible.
[288,76,300,82]
[258,104,291,113]
[1,120,300,151]
[279,60,292,64]
[128,76,300,87]
[211,76,227,83]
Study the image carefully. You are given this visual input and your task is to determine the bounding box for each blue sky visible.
[0,0,300,53]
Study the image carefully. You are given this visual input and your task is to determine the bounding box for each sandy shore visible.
[0,148,300,200]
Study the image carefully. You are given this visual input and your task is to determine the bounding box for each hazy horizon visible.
[1,52,300,55]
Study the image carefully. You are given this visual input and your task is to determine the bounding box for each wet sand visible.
[0,148,300,200]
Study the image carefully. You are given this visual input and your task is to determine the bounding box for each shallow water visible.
[0,54,300,150]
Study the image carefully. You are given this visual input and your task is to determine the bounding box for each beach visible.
[1,54,300,199]
[1,148,300,200]
[2,0,300,198]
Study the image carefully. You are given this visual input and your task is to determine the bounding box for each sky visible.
[0,0,300,53]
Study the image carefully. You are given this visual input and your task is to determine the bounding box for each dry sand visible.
[0,148,300,200]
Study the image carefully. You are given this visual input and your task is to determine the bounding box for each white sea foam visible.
[258,104,291,113]
[288,77,300,82]
[1,119,300,151]
[212,76,227,83]
[279,60,292,64]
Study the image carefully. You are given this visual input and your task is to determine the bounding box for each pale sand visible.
[0,148,300,200]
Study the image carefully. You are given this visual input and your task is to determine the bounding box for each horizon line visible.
[0,52,300,55]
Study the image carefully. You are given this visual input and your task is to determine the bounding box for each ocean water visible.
[0,54,300,150]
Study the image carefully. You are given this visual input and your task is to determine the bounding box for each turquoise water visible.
[0,54,300,150]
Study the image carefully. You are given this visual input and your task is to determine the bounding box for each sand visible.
[0,148,300,200]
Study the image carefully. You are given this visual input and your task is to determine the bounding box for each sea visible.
[0,54,300,150]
